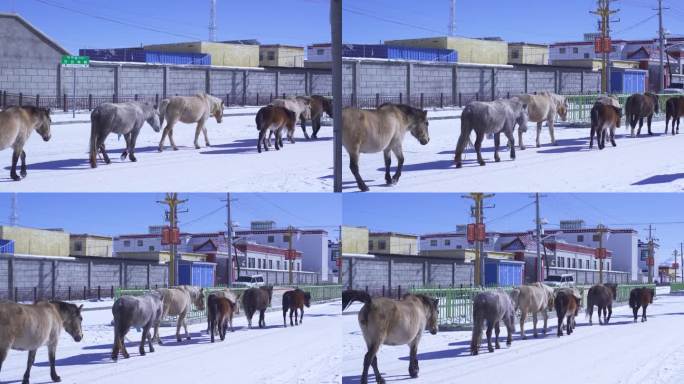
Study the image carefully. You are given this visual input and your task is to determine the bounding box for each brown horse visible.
[586,283,617,325]
[282,288,311,327]
[665,96,684,135]
[590,102,622,150]
[207,293,236,342]
[629,287,655,322]
[242,286,273,328]
[310,95,333,139]
[0,106,52,181]
[554,288,581,337]
[255,105,296,153]
[625,93,659,136]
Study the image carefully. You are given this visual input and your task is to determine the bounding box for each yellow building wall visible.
[116,251,207,263]
[509,45,549,65]
[385,36,509,65]
[260,46,305,67]
[341,226,369,254]
[0,226,70,257]
[143,42,260,67]
[70,236,113,257]
[369,234,418,256]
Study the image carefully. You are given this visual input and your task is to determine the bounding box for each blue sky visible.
[1,0,331,53]
[344,0,683,44]
[343,193,684,265]
[0,193,342,239]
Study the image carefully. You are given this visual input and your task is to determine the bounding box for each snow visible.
[343,110,684,192]
[1,108,333,192]
[343,293,684,384]
[0,299,342,384]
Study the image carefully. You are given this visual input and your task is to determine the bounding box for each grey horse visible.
[89,101,160,168]
[111,291,163,361]
[454,98,528,168]
[470,290,516,355]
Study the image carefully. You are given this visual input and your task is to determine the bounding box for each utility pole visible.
[591,0,619,93]
[596,224,608,284]
[656,0,669,92]
[448,0,457,37]
[463,193,494,286]
[209,0,217,42]
[158,193,187,286]
[535,193,543,283]
[673,249,679,283]
[9,193,18,227]
[331,0,343,192]
[287,225,295,285]
[222,193,235,287]
[681,242,683,286]
[647,224,656,284]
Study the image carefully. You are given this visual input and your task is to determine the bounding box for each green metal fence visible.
[670,283,684,292]
[411,284,655,328]
[565,94,672,125]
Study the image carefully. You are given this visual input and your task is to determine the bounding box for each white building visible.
[306,43,332,63]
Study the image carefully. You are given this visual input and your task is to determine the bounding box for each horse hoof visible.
[455,162,462,169]
[478,162,486,166]
[488,348,494,353]
[20,170,27,177]
[495,158,501,163]
[173,147,179,151]
[11,174,21,181]
[51,375,61,383]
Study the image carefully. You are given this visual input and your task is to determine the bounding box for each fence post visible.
[475,92,479,101]
[134,94,138,101]
[382,285,385,297]
[375,93,380,108]
[68,286,71,301]
[63,94,68,112]
[83,286,87,300]
[111,286,114,298]
[18,92,22,106]
[399,93,403,104]
[2,90,6,109]
[420,93,424,109]
[440,93,444,109]
[256,93,259,105]
[459,93,462,107]
[88,94,92,111]
[225,93,229,106]
[35,94,40,107]
[97,286,101,301]
[33,287,37,302]
[14,287,18,302]
[397,285,402,300]
[51,260,56,300]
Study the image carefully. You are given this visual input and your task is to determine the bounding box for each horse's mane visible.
[379,103,426,121]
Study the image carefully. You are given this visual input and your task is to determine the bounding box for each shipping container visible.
[484,259,524,287]
[0,239,14,255]
[610,68,648,94]
[343,44,457,63]
[144,51,211,66]
[79,48,211,66]
[79,48,146,62]
[178,261,216,287]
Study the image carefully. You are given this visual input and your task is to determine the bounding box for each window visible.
[316,49,325,55]
[368,241,374,250]
[269,260,273,269]
[277,261,281,269]
[430,240,438,247]
[378,240,387,250]
[297,263,301,271]
[594,261,597,270]
[456,245,462,249]
[577,235,584,242]
[593,234,600,242]
[283,235,291,242]
[267,51,275,60]
[444,239,451,246]
[572,259,576,268]
[74,241,82,252]
[259,53,263,61]
[584,53,590,59]
[248,258,255,268]
[572,47,579,54]
[267,235,274,243]
[137,240,143,246]
[148,246,155,251]
[559,258,564,268]
[123,240,131,247]
[258,259,262,269]
[606,262,610,271]
[560,48,567,54]
[511,49,520,59]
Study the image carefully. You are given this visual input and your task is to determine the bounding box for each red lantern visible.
[285,249,298,260]
[161,226,180,245]
[467,223,486,243]
[594,37,612,54]
[594,248,607,259]
[647,256,655,266]
[336,257,342,267]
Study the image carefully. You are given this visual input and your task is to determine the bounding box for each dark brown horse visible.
[629,287,655,323]
[590,102,622,150]
[586,283,617,325]
[554,288,580,336]
[665,96,684,135]
[625,93,659,136]
[282,289,311,327]
[242,286,273,328]
[255,105,296,153]
[207,293,236,342]
[309,95,333,139]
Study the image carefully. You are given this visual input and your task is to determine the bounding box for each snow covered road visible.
[343,293,684,384]
[0,109,334,192]
[0,300,341,384]
[342,111,684,192]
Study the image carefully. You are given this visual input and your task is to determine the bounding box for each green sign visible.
[61,55,90,67]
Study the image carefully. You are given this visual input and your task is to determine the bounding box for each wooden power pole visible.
[463,193,494,286]
[331,0,343,192]
[596,224,608,284]
[158,193,187,286]
[591,0,619,93]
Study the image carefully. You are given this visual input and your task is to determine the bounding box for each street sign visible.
[61,55,90,68]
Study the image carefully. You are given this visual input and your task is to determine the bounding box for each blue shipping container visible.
[79,48,211,66]
[178,261,216,287]
[79,48,146,62]
[610,68,647,94]
[343,44,457,63]
[0,239,14,255]
[144,51,212,66]
[484,259,524,287]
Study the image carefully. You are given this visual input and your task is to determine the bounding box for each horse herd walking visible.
[0,285,312,384]
[343,283,656,384]
[343,91,684,191]
[0,93,333,181]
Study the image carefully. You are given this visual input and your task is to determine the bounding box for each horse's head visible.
[303,291,311,308]
[194,288,206,311]
[557,98,568,122]
[321,97,333,117]
[416,294,439,335]
[405,106,429,145]
[145,103,162,132]
[52,301,83,342]
[213,99,224,124]
[516,101,529,133]
[34,107,52,142]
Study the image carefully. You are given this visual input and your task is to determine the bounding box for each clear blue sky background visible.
[344,0,683,44]
[343,193,684,265]
[1,0,331,53]
[0,193,342,239]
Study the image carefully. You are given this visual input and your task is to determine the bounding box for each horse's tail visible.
[342,289,371,311]
[158,99,170,128]
[470,297,485,354]
[666,99,675,130]
[554,291,567,317]
[585,287,594,317]
[628,289,638,309]
[256,107,266,131]
[590,104,600,131]
[89,108,101,168]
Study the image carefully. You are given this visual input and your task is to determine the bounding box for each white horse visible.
[270,96,312,142]
[517,92,568,148]
[158,93,224,151]
[153,286,205,343]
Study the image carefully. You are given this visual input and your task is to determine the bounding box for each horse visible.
[625,93,659,136]
[516,92,567,148]
[454,98,528,168]
[242,286,273,328]
[153,286,205,343]
[89,101,160,168]
[255,105,296,153]
[629,287,655,323]
[590,102,622,150]
[207,294,236,342]
[111,291,163,360]
[271,96,312,141]
[586,283,617,325]
[158,93,224,151]
[554,288,581,337]
[204,289,240,334]
[342,103,430,192]
[309,95,333,139]
[0,300,83,384]
[343,290,438,384]
[665,96,684,135]
[282,288,311,327]
[0,106,52,181]
[510,283,554,339]
[469,290,515,355]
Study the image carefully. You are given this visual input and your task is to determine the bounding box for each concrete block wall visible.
[13,259,51,291]
[168,68,206,96]
[92,263,121,288]
[120,66,164,96]
[149,265,169,287]
[392,261,424,288]
[412,65,452,95]
[0,61,58,96]
[125,264,149,288]
[311,73,332,95]
[350,259,389,290]
[0,259,7,296]
[209,70,242,100]
[496,69,526,98]
[54,261,88,288]
[454,265,475,285]
[279,73,306,96]
[342,63,354,97]
[61,66,115,97]
[246,71,276,97]
[359,62,407,97]
[527,71,556,94]
[428,263,453,286]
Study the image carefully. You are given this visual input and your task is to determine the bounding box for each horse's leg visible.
[542,309,548,335]
[147,327,154,353]
[637,117,644,135]
[183,311,191,340]
[520,311,527,340]
[532,312,538,338]
[312,117,321,139]
[300,306,304,324]
[290,308,294,326]
[588,304,593,325]
[454,126,471,167]
[19,150,27,178]
[257,129,266,153]
[300,115,310,140]
[168,125,178,151]
[493,132,501,163]
[536,121,543,148]
[632,305,638,322]
[158,124,170,152]
[349,150,369,192]
[610,126,617,147]
[295,308,299,325]
[474,131,485,166]
[282,306,287,327]
[10,149,20,181]
[202,121,211,147]
[518,122,526,150]
[22,349,36,384]
[589,125,595,149]
[140,324,150,356]
[175,314,183,342]
[642,305,647,322]
[548,118,557,145]
[260,309,266,328]
[647,114,653,135]
[408,338,420,379]
[390,144,404,184]
[566,315,573,335]
[128,129,141,162]
[486,321,494,352]
[362,342,383,384]
[383,148,392,185]
[0,345,7,376]
[193,122,202,149]
[557,309,564,337]
[607,304,612,324]
[494,321,501,349]
[111,328,120,360]
[503,129,516,160]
